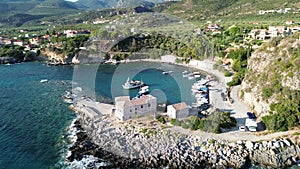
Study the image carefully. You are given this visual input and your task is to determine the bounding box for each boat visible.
[162,71,173,75]
[40,79,48,83]
[182,70,189,74]
[122,77,144,89]
[138,85,149,95]
[193,71,201,78]
[182,70,189,77]
[188,73,195,80]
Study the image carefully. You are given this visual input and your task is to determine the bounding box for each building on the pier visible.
[167,102,189,119]
[114,95,157,121]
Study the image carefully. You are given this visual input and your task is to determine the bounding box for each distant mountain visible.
[0,0,78,16]
[72,0,166,10]
[0,0,79,27]
[27,0,78,15]
[73,0,118,10]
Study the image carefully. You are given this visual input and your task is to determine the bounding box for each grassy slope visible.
[161,0,300,26]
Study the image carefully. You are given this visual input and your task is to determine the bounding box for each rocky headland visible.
[65,100,300,169]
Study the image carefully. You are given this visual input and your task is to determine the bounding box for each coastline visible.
[64,58,300,168]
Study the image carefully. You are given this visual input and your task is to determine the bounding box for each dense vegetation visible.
[262,89,300,131]
[226,46,252,86]
[0,44,36,63]
[46,35,89,57]
[170,110,236,133]
[110,33,197,61]
[243,37,300,131]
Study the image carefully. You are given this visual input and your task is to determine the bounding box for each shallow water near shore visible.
[0,61,198,168]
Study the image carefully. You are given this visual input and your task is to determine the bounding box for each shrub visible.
[224,71,231,77]
[262,87,273,100]
[202,110,236,133]
[170,119,181,126]
[156,115,166,124]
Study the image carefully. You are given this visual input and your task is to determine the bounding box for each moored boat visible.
[138,85,149,95]
[122,77,144,89]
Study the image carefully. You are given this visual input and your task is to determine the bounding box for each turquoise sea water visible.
[0,61,197,169]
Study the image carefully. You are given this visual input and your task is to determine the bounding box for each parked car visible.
[239,125,247,131]
[248,126,257,132]
[247,112,256,119]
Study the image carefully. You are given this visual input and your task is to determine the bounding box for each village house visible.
[207,24,220,31]
[114,95,157,121]
[64,30,91,38]
[93,18,110,24]
[286,20,295,25]
[167,102,189,119]
[12,40,24,46]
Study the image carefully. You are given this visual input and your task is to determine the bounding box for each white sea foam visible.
[66,155,109,169]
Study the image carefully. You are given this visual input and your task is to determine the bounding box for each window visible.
[135,108,137,110]
[130,109,132,112]
[148,104,151,107]
[141,105,143,108]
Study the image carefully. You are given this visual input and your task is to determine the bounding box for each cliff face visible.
[241,37,300,119]
[41,48,71,64]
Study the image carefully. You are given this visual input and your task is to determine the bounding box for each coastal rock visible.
[69,103,300,169]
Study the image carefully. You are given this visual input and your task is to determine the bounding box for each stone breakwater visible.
[70,105,300,168]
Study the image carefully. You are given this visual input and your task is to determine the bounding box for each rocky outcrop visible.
[69,104,300,168]
[241,37,300,118]
[41,48,74,65]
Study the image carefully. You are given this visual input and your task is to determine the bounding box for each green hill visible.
[27,0,78,15]
[161,0,300,25]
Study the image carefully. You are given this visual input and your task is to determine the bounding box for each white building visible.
[115,95,157,121]
[167,102,189,119]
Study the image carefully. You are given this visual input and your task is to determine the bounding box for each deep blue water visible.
[0,61,197,169]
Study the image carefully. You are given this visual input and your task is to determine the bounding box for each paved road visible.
[230,85,249,126]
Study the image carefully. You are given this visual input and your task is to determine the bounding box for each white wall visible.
[167,105,176,119]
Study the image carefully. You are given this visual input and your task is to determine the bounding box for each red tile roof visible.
[172,102,188,111]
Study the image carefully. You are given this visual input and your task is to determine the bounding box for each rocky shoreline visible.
[66,104,300,169]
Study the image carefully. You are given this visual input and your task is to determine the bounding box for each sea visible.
[0,61,198,169]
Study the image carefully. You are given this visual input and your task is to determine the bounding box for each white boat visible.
[182,70,189,74]
[162,71,173,75]
[138,85,149,95]
[188,73,195,80]
[193,72,201,78]
[122,77,144,89]
[64,98,74,104]
[182,70,189,77]
[40,79,48,83]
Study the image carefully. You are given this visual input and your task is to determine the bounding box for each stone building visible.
[167,102,189,119]
[115,95,157,121]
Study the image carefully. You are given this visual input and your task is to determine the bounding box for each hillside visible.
[162,0,300,25]
[241,36,300,131]
[27,0,78,15]
[73,0,165,10]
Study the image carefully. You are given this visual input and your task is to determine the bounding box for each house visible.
[167,102,189,119]
[286,20,295,25]
[93,18,109,24]
[114,95,157,121]
[207,24,220,31]
[64,30,91,38]
[12,40,24,46]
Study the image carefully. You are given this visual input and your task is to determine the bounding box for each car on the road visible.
[238,125,247,131]
[247,112,256,119]
[248,126,257,132]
